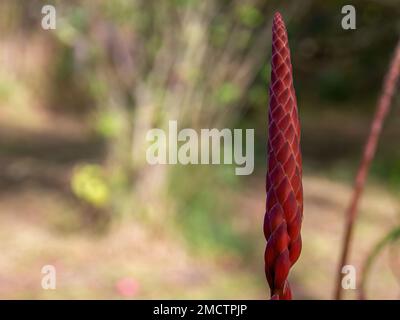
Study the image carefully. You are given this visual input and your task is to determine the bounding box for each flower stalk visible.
[335,38,400,300]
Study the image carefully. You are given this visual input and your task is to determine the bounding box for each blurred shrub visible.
[372,157,400,189]
[71,164,110,208]
[236,4,263,28]
[317,69,352,102]
[93,111,124,139]
[169,165,255,257]
[214,82,241,106]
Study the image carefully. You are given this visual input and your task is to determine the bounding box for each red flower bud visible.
[264,12,303,300]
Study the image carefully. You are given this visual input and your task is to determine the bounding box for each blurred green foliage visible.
[71,164,110,208]
[94,111,124,138]
[215,82,241,106]
[169,165,256,257]
[372,158,400,189]
[236,4,263,28]
[361,225,400,297]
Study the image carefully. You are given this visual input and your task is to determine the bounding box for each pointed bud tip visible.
[273,12,283,22]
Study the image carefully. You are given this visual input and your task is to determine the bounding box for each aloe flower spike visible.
[264,12,303,300]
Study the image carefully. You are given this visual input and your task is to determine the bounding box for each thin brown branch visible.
[335,38,400,300]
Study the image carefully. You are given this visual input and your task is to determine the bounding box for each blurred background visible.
[0,0,400,299]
